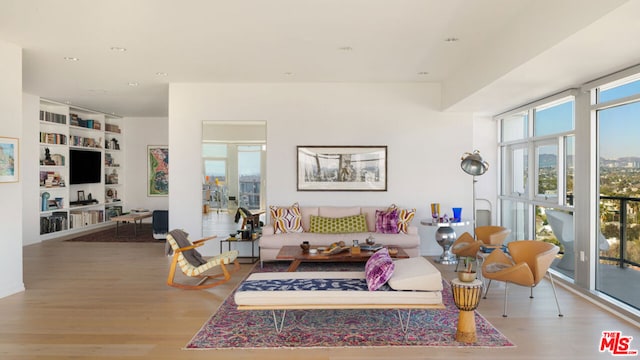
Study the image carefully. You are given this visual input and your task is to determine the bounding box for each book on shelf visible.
[39,171,63,187]
[40,212,68,234]
[39,132,67,145]
[70,209,104,228]
[105,123,121,133]
[40,110,67,124]
[70,113,101,130]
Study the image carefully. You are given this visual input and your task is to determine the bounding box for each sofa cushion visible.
[318,206,361,218]
[309,214,368,234]
[269,203,304,234]
[299,207,319,232]
[375,208,399,234]
[388,257,442,291]
[365,248,395,291]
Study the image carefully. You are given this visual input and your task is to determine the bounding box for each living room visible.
[1,1,639,358]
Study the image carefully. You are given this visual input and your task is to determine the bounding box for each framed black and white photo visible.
[297,146,387,191]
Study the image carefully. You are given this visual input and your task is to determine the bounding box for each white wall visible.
[123,117,169,221]
[22,93,40,245]
[0,39,25,297]
[169,83,482,256]
[472,114,499,225]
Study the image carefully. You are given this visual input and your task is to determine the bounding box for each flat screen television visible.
[69,149,102,184]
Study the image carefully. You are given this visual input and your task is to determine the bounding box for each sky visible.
[534,80,640,160]
[599,98,640,160]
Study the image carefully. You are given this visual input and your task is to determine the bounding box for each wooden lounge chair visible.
[166,229,240,290]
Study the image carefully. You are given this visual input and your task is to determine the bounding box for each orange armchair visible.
[482,240,563,317]
[451,232,482,272]
[475,226,511,246]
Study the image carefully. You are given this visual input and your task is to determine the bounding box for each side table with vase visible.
[420,219,471,264]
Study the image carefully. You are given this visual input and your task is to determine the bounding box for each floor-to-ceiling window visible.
[498,93,576,279]
[497,67,640,315]
[592,74,640,309]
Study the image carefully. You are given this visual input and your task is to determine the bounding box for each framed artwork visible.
[297,145,387,191]
[0,136,19,183]
[148,145,169,196]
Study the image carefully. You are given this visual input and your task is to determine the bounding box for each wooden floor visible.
[0,239,638,360]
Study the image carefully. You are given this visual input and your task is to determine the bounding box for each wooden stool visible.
[451,278,483,343]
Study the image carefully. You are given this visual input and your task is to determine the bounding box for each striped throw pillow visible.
[269,203,304,234]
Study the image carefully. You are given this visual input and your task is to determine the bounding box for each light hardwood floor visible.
[0,237,637,359]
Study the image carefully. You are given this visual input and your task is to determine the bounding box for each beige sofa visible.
[259,205,420,262]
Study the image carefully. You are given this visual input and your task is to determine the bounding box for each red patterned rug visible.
[185,262,515,349]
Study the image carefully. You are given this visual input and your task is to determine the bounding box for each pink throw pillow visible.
[375,209,399,234]
[365,248,395,291]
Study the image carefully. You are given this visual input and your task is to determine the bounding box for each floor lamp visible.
[460,150,489,238]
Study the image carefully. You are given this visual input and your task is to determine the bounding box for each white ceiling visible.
[1,0,639,117]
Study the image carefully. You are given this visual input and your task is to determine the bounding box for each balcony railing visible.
[599,195,640,269]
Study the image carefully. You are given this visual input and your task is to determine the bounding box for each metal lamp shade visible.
[460,150,489,176]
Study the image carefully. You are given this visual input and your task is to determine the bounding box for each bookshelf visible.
[38,99,124,239]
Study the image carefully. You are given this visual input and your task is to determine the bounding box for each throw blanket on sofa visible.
[238,278,393,292]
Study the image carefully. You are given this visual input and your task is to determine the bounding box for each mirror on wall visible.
[202,121,266,237]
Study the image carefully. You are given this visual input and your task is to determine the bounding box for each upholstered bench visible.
[235,256,443,333]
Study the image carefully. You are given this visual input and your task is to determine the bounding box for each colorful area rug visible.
[185,262,515,349]
[65,224,159,242]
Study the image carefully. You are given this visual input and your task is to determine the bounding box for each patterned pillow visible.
[309,214,368,233]
[269,203,304,234]
[385,204,415,234]
[365,248,395,291]
[396,208,416,234]
[375,208,399,234]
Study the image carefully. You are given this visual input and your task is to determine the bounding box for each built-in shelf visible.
[38,98,124,238]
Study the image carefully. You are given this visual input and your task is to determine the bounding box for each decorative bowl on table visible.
[458,271,477,282]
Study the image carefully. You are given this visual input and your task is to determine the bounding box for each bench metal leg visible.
[271,310,287,333]
[396,309,413,339]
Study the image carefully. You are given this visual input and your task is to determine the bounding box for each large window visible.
[594,74,640,310]
[498,94,576,278]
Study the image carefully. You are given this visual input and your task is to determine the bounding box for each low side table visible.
[451,278,483,343]
[420,219,470,264]
[220,236,260,264]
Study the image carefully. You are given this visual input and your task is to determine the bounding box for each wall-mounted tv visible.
[69,149,102,184]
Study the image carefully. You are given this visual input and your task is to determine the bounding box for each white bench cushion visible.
[387,257,442,291]
[234,271,442,307]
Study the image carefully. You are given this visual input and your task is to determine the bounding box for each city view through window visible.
[598,86,640,271]
[502,81,640,310]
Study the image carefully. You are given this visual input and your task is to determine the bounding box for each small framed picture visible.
[0,136,19,183]
[77,190,85,201]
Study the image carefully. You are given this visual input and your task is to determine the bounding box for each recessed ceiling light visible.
[156,72,168,76]
[64,100,71,104]
[284,72,294,76]
[110,46,127,52]
[128,82,139,87]
[64,57,79,61]
[444,37,460,43]
[338,46,353,51]
[418,71,429,75]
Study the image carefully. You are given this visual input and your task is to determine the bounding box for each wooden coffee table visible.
[276,245,409,272]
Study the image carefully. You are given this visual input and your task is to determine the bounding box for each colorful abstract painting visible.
[148,145,168,196]
[0,137,18,183]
